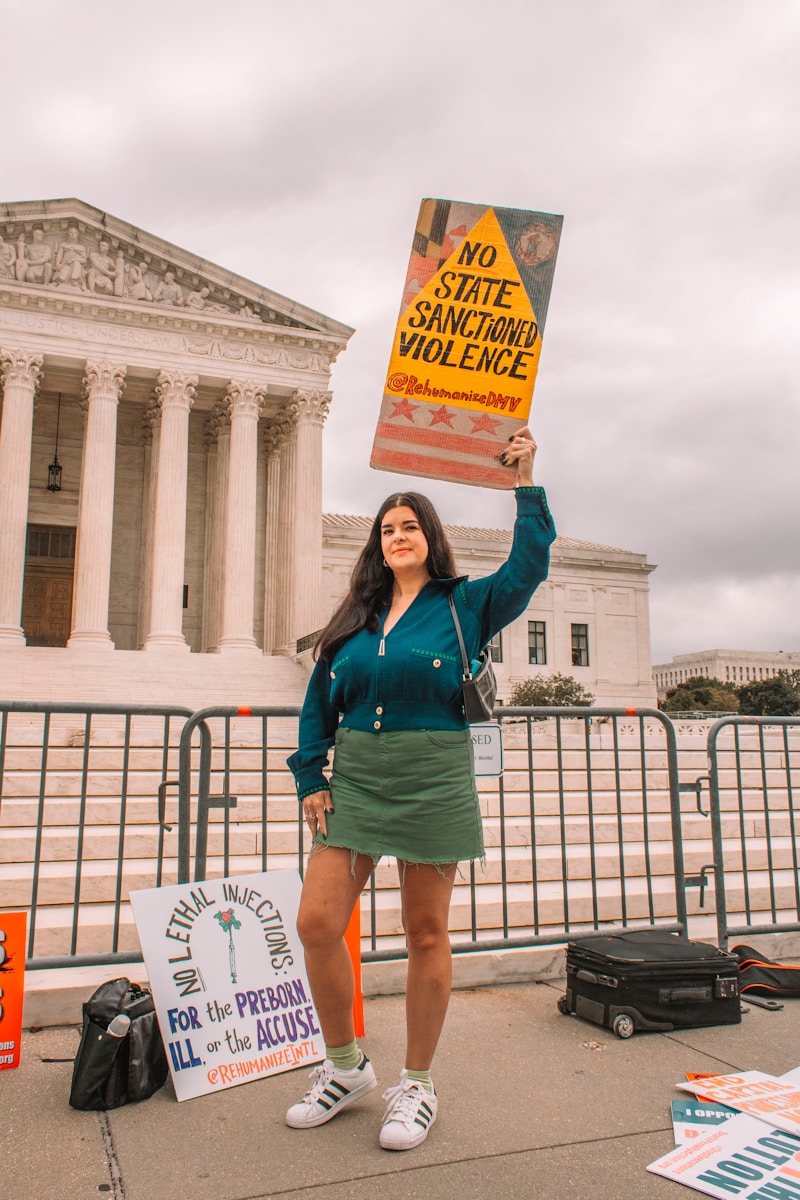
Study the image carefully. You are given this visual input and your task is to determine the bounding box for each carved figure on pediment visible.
[54,226,88,288]
[0,235,16,281]
[238,300,261,321]
[185,286,209,310]
[188,285,237,315]
[124,261,152,301]
[185,285,229,313]
[86,239,118,295]
[153,270,184,306]
[15,229,53,285]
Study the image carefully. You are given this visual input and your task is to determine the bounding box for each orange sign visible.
[372,198,563,488]
[0,912,27,1070]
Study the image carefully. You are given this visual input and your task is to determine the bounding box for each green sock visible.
[406,1067,433,1093]
[326,1040,361,1071]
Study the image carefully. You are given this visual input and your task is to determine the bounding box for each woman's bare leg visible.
[296,847,374,1047]
[396,861,458,1070]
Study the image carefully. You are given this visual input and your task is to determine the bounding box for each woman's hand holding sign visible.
[500,427,537,486]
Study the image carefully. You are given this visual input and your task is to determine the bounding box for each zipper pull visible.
[378,637,385,657]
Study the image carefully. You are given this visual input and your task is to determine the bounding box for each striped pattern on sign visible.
[370,395,520,489]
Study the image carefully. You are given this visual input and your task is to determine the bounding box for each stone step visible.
[15,873,690,959]
[0,646,312,708]
[6,835,794,913]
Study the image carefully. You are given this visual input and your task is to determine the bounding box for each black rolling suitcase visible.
[557,929,741,1038]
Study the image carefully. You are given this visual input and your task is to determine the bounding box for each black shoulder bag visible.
[448,593,497,723]
[69,976,169,1110]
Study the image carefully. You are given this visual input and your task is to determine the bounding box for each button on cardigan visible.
[287,486,556,801]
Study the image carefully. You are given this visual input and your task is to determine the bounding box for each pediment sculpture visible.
[1,222,301,327]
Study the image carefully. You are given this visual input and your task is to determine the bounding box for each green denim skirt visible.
[317,727,484,865]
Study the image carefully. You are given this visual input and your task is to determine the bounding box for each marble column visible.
[272,413,297,654]
[143,370,197,652]
[201,403,230,652]
[136,399,160,648]
[67,361,126,649]
[217,379,265,653]
[0,349,43,645]
[261,423,284,654]
[275,390,330,651]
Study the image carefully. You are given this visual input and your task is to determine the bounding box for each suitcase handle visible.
[575,969,618,989]
[658,985,711,1004]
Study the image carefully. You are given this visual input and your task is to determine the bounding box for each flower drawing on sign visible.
[215,908,242,984]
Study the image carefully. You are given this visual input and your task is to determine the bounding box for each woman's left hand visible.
[500,428,537,486]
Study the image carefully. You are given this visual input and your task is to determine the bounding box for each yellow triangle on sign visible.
[383,208,541,419]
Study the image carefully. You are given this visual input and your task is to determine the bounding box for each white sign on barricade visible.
[471,722,503,776]
[130,869,322,1102]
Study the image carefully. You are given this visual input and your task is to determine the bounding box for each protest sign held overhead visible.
[371,197,563,489]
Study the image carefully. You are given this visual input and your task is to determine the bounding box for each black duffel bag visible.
[69,977,169,1110]
[731,945,800,999]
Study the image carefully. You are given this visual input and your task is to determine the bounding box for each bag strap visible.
[448,593,472,682]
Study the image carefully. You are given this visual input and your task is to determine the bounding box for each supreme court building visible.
[0,198,352,678]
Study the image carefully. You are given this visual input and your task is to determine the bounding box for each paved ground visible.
[5,976,799,1200]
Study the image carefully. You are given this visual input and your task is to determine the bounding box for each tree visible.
[508,673,594,707]
[659,675,739,714]
[737,670,800,716]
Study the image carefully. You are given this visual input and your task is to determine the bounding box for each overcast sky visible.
[2,0,798,663]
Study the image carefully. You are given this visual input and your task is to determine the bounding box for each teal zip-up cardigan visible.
[287,486,556,801]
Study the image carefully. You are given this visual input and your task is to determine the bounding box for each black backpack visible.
[69,977,169,1110]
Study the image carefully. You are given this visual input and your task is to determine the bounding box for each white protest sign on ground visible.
[649,1067,800,1197]
[130,870,322,1101]
[671,1100,738,1147]
[678,1072,800,1138]
[648,1115,800,1198]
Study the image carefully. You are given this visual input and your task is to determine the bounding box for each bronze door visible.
[22,526,76,647]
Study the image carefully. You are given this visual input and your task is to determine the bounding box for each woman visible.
[286,428,556,1150]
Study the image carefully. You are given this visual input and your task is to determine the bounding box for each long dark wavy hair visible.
[315,492,458,662]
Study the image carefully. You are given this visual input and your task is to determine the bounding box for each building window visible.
[528,621,546,665]
[488,631,503,664]
[571,623,589,667]
[27,525,76,559]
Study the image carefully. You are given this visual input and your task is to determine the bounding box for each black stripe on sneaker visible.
[414,1102,433,1127]
[319,1084,349,1108]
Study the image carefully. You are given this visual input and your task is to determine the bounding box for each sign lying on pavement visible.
[131,870,322,1101]
[678,1071,800,1139]
[649,1113,800,1199]
[371,197,563,489]
[648,1067,800,1198]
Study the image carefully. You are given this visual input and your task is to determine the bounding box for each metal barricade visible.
[177,705,688,962]
[0,701,193,969]
[706,716,800,948]
[176,706,295,886]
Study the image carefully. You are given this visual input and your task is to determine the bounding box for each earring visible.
[383,558,388,567]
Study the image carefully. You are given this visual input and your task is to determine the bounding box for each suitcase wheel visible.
[557,994,571,1015]
[612,1013,635,1039]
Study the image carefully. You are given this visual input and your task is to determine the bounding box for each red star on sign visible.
[389,397,418,422]
[429,405,455,427]
[469,413,501,435]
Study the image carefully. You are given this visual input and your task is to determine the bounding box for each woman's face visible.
[380,505,429,574]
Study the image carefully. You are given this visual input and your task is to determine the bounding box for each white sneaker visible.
[379,1070,438,1150]
[286,1054,377,1128]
